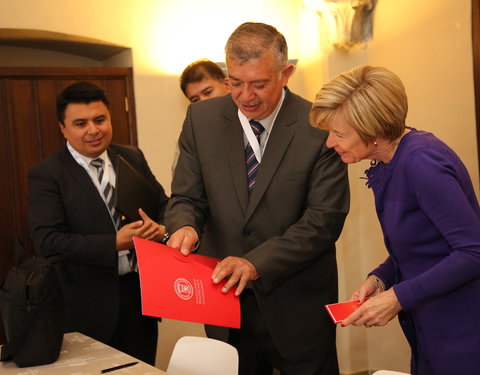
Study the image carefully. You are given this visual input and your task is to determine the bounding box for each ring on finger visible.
[364,323,371,328]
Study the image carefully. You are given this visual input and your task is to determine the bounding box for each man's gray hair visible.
[225,22,288,71]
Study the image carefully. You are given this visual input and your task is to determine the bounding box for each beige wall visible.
[1,0,477,373]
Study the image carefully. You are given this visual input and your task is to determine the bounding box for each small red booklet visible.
[133,238,240,328]
[325,300,365,324]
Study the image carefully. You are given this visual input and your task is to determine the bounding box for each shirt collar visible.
[239,88,286,134]
[66,142,109,168]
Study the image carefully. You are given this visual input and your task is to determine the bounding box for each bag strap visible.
[14,237,64,267]
[44,253,65,265]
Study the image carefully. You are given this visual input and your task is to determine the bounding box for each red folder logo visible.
[174,278,194,300]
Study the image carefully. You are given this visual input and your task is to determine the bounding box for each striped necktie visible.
[91,158,135,272]
[245,120,265,193]
[90,158,121,228]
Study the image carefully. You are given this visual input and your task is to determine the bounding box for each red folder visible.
[133,237,240,328]
[325,300,365,324]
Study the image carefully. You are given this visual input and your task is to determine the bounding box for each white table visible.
[0,332,168,374]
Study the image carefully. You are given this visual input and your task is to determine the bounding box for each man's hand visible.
[212,256,259,296]
[135,208,166,242]
[167,226,199,256]
[116,220,143,250]
[116,209,166,249]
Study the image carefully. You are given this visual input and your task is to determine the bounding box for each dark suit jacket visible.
[166,90,349,361]
[28,144,168,342]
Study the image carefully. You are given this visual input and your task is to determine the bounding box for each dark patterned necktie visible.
[245,120,265,193]
[91,158,136,272]
[90,158,121,228]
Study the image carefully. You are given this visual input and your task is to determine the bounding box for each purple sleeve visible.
[393,148,480,310]
[369,256,396,289]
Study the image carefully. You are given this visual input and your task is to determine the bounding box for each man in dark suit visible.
[166,22,349,375]
[27,82,168,365]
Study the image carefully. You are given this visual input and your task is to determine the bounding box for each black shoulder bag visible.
[0,241,64,367]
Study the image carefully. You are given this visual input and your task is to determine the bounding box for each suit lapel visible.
[223,104,249,215]
[59,146,109,209]
[245,92,297,222]
[107,148,120,173]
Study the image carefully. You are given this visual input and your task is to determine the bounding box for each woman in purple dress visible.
[310,65,480,375]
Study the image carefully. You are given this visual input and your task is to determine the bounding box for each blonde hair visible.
[310,65,408,143]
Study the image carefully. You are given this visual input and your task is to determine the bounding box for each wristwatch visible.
[369,275,385,293]
[161,231,170,244]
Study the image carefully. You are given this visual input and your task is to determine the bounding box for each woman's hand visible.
[351,275,385,303]
[342,288,402,327]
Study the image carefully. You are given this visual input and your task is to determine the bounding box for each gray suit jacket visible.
[166,90,349,361]
[28,144,168,342]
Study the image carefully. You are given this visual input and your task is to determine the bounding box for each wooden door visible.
[0,67,137,344]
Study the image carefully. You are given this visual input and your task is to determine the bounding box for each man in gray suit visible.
[166,22,349,375]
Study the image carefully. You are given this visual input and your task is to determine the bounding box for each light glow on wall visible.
[135,0,303,75]
[298,2,328,66]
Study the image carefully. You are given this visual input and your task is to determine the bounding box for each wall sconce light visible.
[305,0,377,50]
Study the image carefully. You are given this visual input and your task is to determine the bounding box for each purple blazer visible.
[366,129,480,375]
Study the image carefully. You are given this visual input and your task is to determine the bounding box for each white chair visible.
[167,336,239,375]
[373,371,410,375]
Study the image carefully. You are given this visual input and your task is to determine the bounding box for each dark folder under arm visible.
[114,155,159,222]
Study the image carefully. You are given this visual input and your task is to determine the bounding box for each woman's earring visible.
[373,140,378,146]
